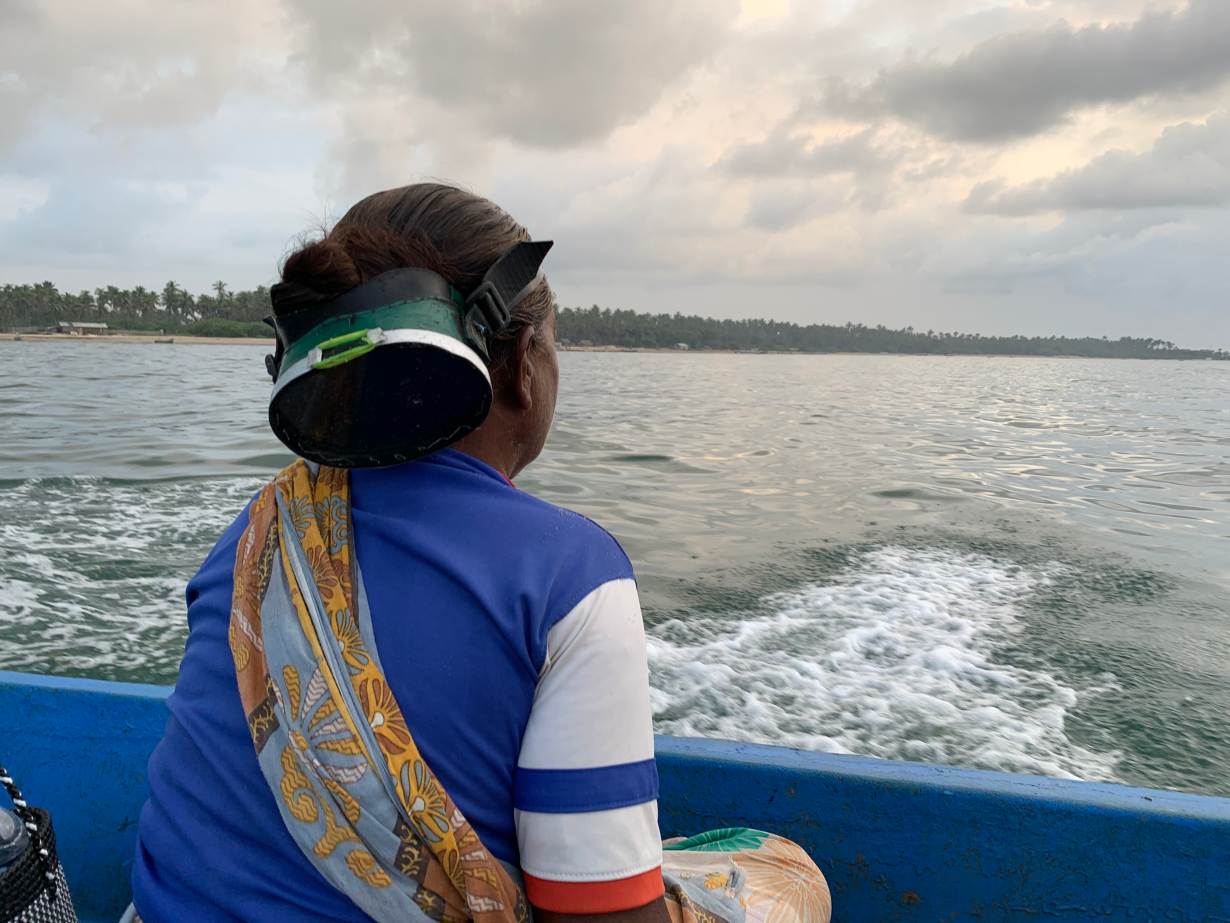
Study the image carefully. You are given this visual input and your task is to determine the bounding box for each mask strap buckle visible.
[462,240,553,358]
[264,315,284,381]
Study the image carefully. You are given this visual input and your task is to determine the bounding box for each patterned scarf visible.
[228,460,528,922]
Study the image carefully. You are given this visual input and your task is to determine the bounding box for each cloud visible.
[0,1,283,154]
[287,0,739,150]
[917,205,1230,345]
[0,176,179,263]
[967,113,1230,214]
[743,184,842,231]
[825,0,1230,141]
[721,128,891,178]
[718,127,911,217]
[0,0,1228,345]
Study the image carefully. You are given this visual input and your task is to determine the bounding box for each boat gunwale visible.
[7,669,1228,819]
[6,669,1230,922]
[656,734,1230,822]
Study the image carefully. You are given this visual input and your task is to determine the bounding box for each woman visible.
[131,183,829,922]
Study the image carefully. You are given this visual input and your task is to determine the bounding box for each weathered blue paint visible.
[0,671,170,923]
[657,737,1230,921]
[1,670,1228,922]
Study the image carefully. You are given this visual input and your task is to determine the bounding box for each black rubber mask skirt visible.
[263,241,551,468]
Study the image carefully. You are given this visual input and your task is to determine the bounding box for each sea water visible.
[2,341,1227,796]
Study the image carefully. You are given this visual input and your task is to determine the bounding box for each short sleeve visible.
[514,578,664,914]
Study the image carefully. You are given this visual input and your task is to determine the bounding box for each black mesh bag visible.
[0,765,77,923]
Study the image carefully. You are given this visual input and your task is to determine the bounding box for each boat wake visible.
[0,475,263,682]
[647,545,1122,781]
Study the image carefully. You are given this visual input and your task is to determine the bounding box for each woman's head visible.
[275,183,558,475]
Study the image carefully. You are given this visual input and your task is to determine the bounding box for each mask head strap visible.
[462,240,554,360]
[263,240,554,379]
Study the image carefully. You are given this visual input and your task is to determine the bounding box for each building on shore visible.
[55,321,109,335]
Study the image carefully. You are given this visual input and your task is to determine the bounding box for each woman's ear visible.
[508,324,537,409]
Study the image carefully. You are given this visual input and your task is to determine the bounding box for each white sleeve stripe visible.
[518,578,654,770]
[515,802,663,881]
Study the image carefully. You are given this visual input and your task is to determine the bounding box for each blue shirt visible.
[133,450,661,921]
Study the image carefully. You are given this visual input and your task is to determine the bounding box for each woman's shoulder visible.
[512,488,633,574]
[500,493,639,642]
[469,490,644,663]
[413,450,632,571]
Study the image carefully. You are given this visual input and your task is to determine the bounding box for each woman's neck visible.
[451,419,524,480]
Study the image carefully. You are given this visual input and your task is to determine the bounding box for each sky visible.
[1,0,1228,346]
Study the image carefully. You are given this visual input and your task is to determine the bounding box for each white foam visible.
[0,475,263,680]
[648,545,1121,781]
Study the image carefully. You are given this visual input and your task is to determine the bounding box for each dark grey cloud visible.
[288,0,739,149]
[719,128,901,221]
[0,1,39,150]
[0,78,31,154]
[720,128,891,177]
[743,190,818,232]
[967,113,1230,214]
[825,0,1230,141]
[0,1,259,157]
[742,183,849,232]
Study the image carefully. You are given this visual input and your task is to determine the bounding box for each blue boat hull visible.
[2,669,1228,922]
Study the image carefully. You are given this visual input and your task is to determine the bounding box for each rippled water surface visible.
[3,341,1228,795]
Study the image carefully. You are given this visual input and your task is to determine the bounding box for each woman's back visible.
[128,182,826,922]
[132,449,657,921]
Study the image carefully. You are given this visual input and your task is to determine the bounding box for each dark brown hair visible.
[278,183,554,366]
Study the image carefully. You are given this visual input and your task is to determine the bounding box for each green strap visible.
[313,329,378,369]
[279,297,468,372]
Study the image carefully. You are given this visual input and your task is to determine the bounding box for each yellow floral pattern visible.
[230,460,828,923]
[229,460,528,922]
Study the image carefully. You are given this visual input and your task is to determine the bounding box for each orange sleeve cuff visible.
[523,866,665,914]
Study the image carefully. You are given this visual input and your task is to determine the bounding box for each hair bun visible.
[277,236,363,315]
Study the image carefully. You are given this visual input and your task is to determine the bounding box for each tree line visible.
[1,281,1225,360]
[0,280,271,338]
[557,306,1227,359]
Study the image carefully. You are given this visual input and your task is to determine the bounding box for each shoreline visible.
[0,334,1010,355]
[1,333,1223,360]
[0,332,274,346]
[0,334,871,353]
